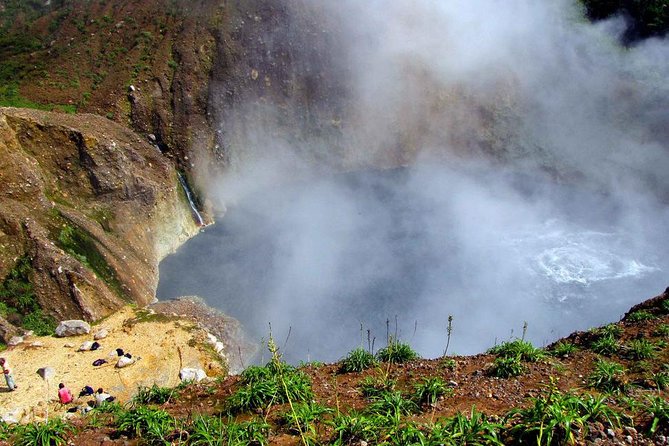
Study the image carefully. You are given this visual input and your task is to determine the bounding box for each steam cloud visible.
[159,0,669,362]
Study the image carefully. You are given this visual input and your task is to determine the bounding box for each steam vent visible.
[0,0,668,444]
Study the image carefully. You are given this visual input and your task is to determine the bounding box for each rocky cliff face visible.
[0,107,198,340]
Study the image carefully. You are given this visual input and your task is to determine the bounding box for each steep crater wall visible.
[0,107,198,340]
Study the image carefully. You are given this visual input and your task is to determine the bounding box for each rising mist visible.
[159,0,669,363]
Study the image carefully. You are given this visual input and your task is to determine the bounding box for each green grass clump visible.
[440,357,457,370]
[590,335,619,356]
[650,369,669,390]
[13,418,74,446]
[376,338,419,364]
[641,396,669,435]
[0,420,13,441]
[623,339,657,360]
[359,376,396,399]
[188,415,226,446]
[507,386,620,445]
[413,377,450,407]
[367,390,418,422]
[339,347,378,373]
[654,323,669,337]
[226,360,313,414]
[588,359,627,393]
[487,339,545,362]
[115,406,175,444]
[626,310,655,322]
[489,355,526,378]
[280,401,333,436]
[595,323,623,338]
[189,415,269,446]
[550,341,578,357]
[329,411,381,445]
[132,384,174,405]
[436,408,503,445]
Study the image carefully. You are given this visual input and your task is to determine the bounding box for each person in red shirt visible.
[58,383,73,404]
[0,358,16,391]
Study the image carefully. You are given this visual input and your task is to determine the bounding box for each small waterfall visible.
[177,173,204,226]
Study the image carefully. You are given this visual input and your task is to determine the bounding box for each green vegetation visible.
[623,339,657,360]
[507,385,620,445]
[57,222,126,299]
[590,334,619,355]
[641,396,669,435]
[595,323,623,338]
[339,347,377,373]
[550,341,578,356]
[226,358,313,414]
[588,359,627,392]
[376,337,420,364]
[13,419,74,446]
[626,310,655,322]
[487,339,545,362]
[489,355,526,378]
[413,376,450,407]
[132,384,175,406]
[650,369,669,390]
[360,376,396,399]
[115,406,175,444]
[654,323,669,337]
[0,256,56,335]
[440,408,504,445]
[486,339,545,378]
[280,401,332,437]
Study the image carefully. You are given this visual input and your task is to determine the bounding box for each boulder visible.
[7,336,23,346]
[37,366,56,380]
[0,408,22,424]
[179,367,207,382]
[55,320,91,337]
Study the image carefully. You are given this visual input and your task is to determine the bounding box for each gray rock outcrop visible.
[55,320,91,337]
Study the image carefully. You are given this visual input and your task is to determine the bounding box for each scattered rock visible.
[607,429,616,438]
[29,341,44,348]
[0,408,22,424]
[94,328,109,340]
[78,341,94,351]
[37,366,56,380]
[180,367,207,382]
[55,320,91,337]
[8,336,23,346]
[63,342,75,348]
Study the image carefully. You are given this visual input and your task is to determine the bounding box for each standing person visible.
[0,357,16,391]
[58,383,73,404]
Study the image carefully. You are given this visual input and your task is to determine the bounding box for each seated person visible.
[58,383,73,404]
[94,388,114,406]
[115,353,138,368]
